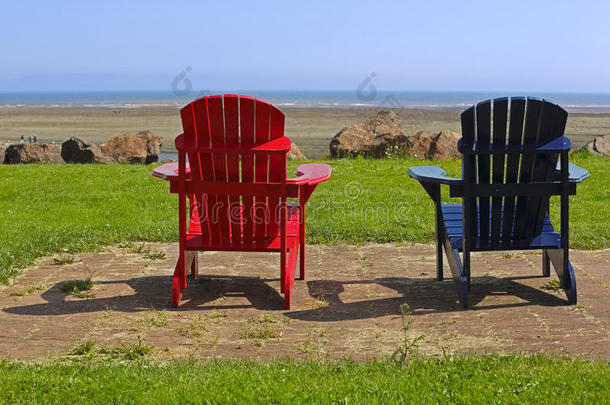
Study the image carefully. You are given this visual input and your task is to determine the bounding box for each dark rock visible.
[5,143,63,164]
[330,110,409,158]
[100,130,162,164]
[61,137,114,163]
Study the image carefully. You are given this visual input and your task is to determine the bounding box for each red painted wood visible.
[254,100,270,245]
[267,105,285,238]
[287,164,332,186]
[157,95,331,309]
[176,137,290,154]
[184,102,208,244]
[151,161,186,180]
[240,96,256,245]
[193,98,214,242]
[207,96,231,244]
[170,181,293,196]
[223,95,241,246]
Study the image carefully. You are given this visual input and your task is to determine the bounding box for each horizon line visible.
[1,89,610,95]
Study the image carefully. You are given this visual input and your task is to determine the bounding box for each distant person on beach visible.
[28,137,32,144]
[20,136,24,144]
[33,136,37,143]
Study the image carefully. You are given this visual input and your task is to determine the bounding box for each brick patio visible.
[0,243,608,360]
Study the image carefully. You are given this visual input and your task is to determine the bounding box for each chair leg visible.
[299,226,306,280]
[436,233,443,281]
[546,248,578,305]
[280,248,287,295]
[463,250,471,291]
[542,250,550,277]
[445,246,468,308]
[190,252,199,279]
[441,234,469,308]
[298,202,306,280]
[460,251,469,308]
[284,244,299,310]
[172,255,185,307]
[434,199,444,281]
[564,261,577,305]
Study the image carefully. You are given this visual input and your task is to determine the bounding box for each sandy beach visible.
[1,106,608,158]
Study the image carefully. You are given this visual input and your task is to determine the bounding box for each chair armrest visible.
[287,164,332,186]
[538,136,571,152]
[554,162,590,183]
[408,166,462,185]
[152,162,190,180]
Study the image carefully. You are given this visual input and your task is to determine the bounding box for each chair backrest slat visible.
[490,97,508,242]
[530,101,568,236]
[207,96,230,244]
[514,98,543,239]
[239,96,256,245]
[460,106,478,240]
[267,106,286,238]
[475,100,492,239]
[223,95,241,246]
[254,100,271,245]
[187,99,214,242]
[461,97,568,245]
[501,97,526,240]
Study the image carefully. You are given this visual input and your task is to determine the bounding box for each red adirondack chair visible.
[152,95,331,309]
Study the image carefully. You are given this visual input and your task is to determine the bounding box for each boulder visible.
[330,110,409,158]
[100,130,162,164]
[61,137,114,164]
[585,135,610,156]
[0,147,4,164]
[5,143,63,164]
[407,130,461,160]
[288,143,307,160]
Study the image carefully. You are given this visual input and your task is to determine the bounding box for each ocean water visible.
[1,90,610,112]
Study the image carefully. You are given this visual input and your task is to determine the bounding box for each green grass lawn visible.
[0,153,608,283]
[0,356,608,404]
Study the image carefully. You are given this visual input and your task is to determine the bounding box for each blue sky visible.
[1,0,608,92]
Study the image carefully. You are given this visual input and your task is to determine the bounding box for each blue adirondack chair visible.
[409,97,589,308]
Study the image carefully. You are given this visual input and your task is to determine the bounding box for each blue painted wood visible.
[563,162,590,183]
[547,248,577,304]
[408,96,589,308]
[459,136,571,154]
[476,100,492,241]
[407,166,462,185]
[442,203,560,251]
[491,97,508,241]
[502,97,526,240]
[529,101,561,238]
[515,98,543,239]
[460,106,478,242]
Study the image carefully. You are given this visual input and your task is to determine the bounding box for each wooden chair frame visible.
[153,95,331,309]
[409,97,589,307]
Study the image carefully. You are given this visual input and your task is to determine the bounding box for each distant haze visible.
[1,1,609,92]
